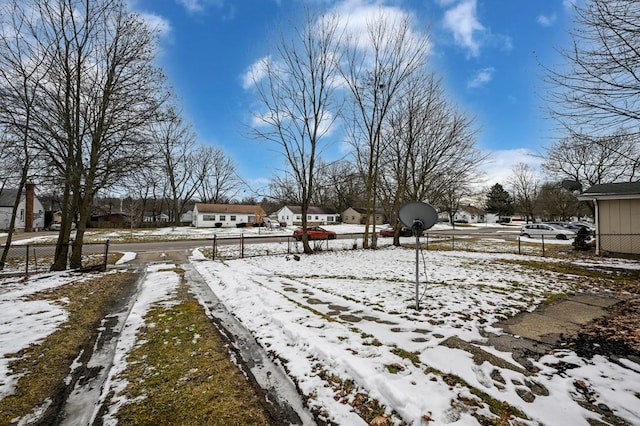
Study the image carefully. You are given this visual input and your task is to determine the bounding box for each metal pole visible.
[415,233,420,310]
[212,235,216,261]
[541,234,545,257]
[25,245,29,276]
[103,239,110,271]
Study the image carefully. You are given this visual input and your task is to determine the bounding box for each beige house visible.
[341,207,386,225]
[578,182,640,255]
[192,203,264,228]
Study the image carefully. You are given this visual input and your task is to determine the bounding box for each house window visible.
[203,214,215,221]
[327,216,333,222]
[230,215,236,221]
[219,215,226,221]
[296,215,301,220]
[315,216,319,220]
[20,209,24,221]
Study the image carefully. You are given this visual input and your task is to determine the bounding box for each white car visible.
[519,223,576,240]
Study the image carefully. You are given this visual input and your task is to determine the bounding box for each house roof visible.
[344,207,385,215]
[459,205,486,215]
[284,205,338,215]
[0,189,21,207]
[578,182,640,200]
[195,203,263,214]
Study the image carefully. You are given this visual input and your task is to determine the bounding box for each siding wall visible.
[598,199,640,254]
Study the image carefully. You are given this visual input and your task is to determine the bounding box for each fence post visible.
[541,234,545,257]
[212,235,216,261]
[241,233,244,258]
[103,239,110,271]
[451,233,455,250]
[25,245,29,276]
[518,237,521,255]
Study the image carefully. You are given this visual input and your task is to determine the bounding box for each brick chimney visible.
[25,183,34,232]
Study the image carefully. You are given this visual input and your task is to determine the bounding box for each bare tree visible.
[0,0,51,268]
[379,71,482,243]
[195,145,241,204]
[544,0,640,137]
[341,12,429,248]
[151,109,203,226]
[250,11,342,254]
[543,132,639,188]
[8,0,169,269]
[507,163,539,223]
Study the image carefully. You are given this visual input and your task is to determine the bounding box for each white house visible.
[0,185,45,231]
[277,206,339,226]
[192,203,264,228]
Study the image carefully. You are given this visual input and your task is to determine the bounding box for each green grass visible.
[0,272,136,424]
[113,278,274,425]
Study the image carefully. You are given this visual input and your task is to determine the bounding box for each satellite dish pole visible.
[398,201,438,310]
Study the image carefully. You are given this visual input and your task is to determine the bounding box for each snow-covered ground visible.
[2,227,638,424]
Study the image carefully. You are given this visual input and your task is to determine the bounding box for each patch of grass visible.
[0,271,136,424]
[315,367,393,424]
[114,295,274,425]
[391,347,420,367]
[424,367,529,425]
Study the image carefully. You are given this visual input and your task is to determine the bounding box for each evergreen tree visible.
[485,183,515,218]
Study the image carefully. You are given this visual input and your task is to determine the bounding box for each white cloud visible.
[139,12,172,37]
[536,12,557,27]
[479,148,543,187]
[177,0,204,13]
[442,0,484,57]
[241,56,271,90]
[175,0,224,14]
[467,67,494,88]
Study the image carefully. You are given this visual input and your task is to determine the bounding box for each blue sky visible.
[130,0,577,194]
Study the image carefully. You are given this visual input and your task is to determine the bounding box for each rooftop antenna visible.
[398,201,438,310]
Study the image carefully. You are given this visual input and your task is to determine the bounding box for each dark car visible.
[292,226,337,241]
[379,226,413,237]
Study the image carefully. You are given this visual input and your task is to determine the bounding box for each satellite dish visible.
[399,201,438,233]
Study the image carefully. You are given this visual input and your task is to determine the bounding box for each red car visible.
[292,226,337,241]
[379,226,413,237]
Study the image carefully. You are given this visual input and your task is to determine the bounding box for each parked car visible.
[379,226,413,237]
[571,221,596,234]
[48,221,76,231]
[520,223,576,240]
[292,226,337,241]
[544,221,583,231]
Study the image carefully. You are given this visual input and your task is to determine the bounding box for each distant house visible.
[0,184,45,231]
[192,203,264,228]
[180,210,193,225]
[453,205,487,224]
[143,212,170,223]
[578,182,640,255]
[341,207,385,225]
[277,206,339,226]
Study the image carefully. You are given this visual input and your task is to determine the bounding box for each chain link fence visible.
[0,241,110,276]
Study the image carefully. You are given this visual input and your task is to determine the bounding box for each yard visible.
[1,226,639,424]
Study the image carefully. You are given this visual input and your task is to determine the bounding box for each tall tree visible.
[0,0,50,269]
[545,0,640,137]
[151,109,203,226]
[508,163,539,223]
[250,11,342,254]
[379,71,481,242]
[484,183,514,219]
[9,0,169,269]
[195,145,240,204]
[341,12,429,249]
